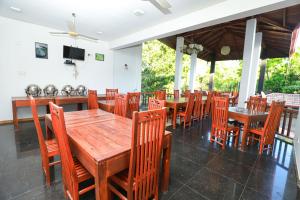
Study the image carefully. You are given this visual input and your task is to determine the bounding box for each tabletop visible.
[228,107,268,116]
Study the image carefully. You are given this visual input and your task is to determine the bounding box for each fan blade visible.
[49,32,69,35]
[78,34,98,41]
[142,0,171,14]
[156,0,171,9]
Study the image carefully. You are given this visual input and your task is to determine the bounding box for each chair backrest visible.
[127,92,141,118]
[114,94,128,117]
[88,90,99,110]
[184,93,195,123]
[148,98,166,110]
[204,91,212,116]
[193,92,203,119]
[30,96,48,165]
[262,101,285,145]
[174,90,179,99]
[154,90,166,100]
[49,102,77,197]
[184,90,190,98]
[211,96,229,132]
[247,96,267,112]
[106,88,118,100]
[127,108,167,200]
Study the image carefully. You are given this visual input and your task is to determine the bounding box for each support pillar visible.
[257,60,267,94]
[248,32,262,96]
[238,18,257,107]
[208,53,216,91]
[174,37,184,90]
[189,52,197,91]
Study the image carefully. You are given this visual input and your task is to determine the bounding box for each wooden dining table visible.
[166,97,207,129]
[98,100,115,113]
[228,107,268,150]
[45,109,172,200]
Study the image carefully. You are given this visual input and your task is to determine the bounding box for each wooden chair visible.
[183,90,190,98]
[231,91,239,106]
[247,96,267,112]
[114,94,128,117]
[148,97,166,110]
[192,92,203,121]
[204,91,212,118]
[30,96,60,186]
[154,90,166,100]
[88,90,99,110]
[108,108,167,200]
[178,93,195,128]
[174,89,180,99]
[247,101,285,154]
[210,97,240,149]
[49,102,95,200]
[127,92,141,118]
[106,88,118,100]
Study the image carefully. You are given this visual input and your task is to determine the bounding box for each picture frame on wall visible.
[95,53,104,61]
[35,42,48,59]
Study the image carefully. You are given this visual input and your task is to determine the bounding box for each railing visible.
[277,107,299,139]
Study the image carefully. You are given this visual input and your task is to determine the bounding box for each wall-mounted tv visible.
[63,45,85,60]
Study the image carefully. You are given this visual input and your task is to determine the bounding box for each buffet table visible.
[11,95,106,129]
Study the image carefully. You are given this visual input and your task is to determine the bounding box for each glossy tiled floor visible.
[0,118,299,200]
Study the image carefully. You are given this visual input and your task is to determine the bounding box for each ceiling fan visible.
[50,13,98,41]
[142,0,172,14]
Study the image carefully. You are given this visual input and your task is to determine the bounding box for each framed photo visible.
[35,42,48,59]
[95,53,104,61]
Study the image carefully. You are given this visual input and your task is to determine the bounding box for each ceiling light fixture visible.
[181,43,203,55]
[133,9,145,16]
[10,6,22,12]
[221,46,231,55]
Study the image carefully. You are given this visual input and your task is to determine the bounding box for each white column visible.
[238,18,257,107]
[189,52,197,91]
[174,37,184,90]
[248,32,262,96]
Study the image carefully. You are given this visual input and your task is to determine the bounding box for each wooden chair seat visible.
[110,169,132,189]
[45,139,59,157]
[249,128,264,135]
[74,158,93,183]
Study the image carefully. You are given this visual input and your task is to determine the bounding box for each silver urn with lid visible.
[43,84,58,96]
[75,85,87,96]
[61,85,75,96]
[25,84,42,97]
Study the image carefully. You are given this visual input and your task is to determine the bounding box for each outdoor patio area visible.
[1,118,299,200]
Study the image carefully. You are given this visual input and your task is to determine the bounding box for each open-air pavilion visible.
[0,0,300,200]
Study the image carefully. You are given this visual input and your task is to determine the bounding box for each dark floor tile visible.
[207,156,252,185]
[186,168,244,200]
[159,178,184,200]
[246,167,299,200]
[240,187,270,200]
[219,148,258,167]
[169,185,207,200]
[170,153,203,184]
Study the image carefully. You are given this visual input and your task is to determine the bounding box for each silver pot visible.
[25,84,42,97]
[75,85,87,96]
[43,84,58,96]
[61,85,75,96]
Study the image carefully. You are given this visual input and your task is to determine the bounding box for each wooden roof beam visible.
[258,16,292,32]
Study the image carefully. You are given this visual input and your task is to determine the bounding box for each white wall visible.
[113,45,142,93]
[0,16,116,121]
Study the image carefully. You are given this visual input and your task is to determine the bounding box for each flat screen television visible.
[63,45,85,60]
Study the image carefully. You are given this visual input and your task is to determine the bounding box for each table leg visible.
[77,103,83,111]
[96,162,108,200]
[241,120,250,150]
[12,101,18,129]
[172,106,177,129]
[161,135,172,192]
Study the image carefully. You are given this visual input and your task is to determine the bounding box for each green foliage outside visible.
[142,40,300,94]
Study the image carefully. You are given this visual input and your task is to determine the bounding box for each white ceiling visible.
[0,0,225,41]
